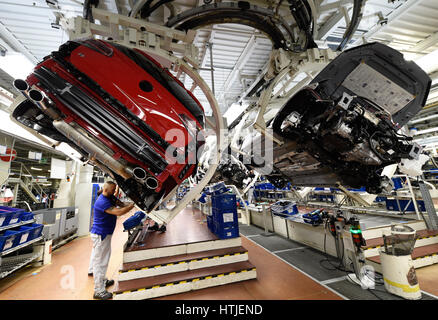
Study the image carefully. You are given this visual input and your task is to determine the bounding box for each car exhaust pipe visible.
[133,167,147,180]
[14,79,60,120]
[133,167,158,189]
[28,89,61,120]
[52,120,132,180]
[13,79,29,92]
[145,176,158,190]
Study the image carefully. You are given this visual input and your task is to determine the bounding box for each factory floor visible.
[0,206,437,300]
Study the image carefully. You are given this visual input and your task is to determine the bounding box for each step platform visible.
[114,261,257,300]
[115,207,256,300]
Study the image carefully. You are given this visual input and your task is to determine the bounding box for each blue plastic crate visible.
[302,210,323,225]
[211,193,237,212]
[205,182,229,196]
[0,211,10,227]
[19,223,43,241]
[214,223,239,239]
[19,212,34,222]
[271,201,298,217]
[0,230,20,251]
[0,230,21,251]
[386,199,426,212]
[207,215,216,234]
[392,177,403,190]
[14,227,32,246]
[212,210,238,229]
[0,206,25,214]
[0,207,24,227]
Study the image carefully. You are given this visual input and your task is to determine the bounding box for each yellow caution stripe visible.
[119,251,248,273]
[383,278,420,293]
[364,233,438,250]
[114,267,256,295]
[364,245,381,251]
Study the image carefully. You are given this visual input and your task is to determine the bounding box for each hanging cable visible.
[336,0,365,51]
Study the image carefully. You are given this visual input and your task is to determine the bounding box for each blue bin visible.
[386,199,426,212]
[205,182,229,196]
[0,231,19,251]
[212,210,238,229]
[392,177,403,190]
[0,211,10,227]
[302,210,323,225]
[18,223,43,241]
[211,194,237,212]
[0,230,21,251]
[214,223,239,239]
[207,215,216,234]
[19,212,34,222]
[14,227,31,245]
[0,206,24,227]
[271,201,298,217]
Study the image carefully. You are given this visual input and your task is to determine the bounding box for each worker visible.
[41,194,48,208]
[88,180,134,300]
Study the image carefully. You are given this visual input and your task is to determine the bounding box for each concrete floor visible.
[0,206,436,300]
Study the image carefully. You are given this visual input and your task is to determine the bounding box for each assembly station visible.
[0,0,438,301]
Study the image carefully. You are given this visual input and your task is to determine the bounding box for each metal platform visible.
[0,252,40,279]
[115,207,257,300]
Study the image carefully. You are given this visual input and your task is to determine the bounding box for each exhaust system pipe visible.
[133,167,159,190]
[53,120,132,180]
[14,79,60,120]
[133,167,147,180]
[13,79,29,92]
[145,176,158,190]
[28,89,61,120]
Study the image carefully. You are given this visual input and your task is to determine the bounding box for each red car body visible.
[13,39,205,211]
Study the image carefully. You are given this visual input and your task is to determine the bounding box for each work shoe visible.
[149,222,160,231]
[93,290,112,300]
[105,279,114,288]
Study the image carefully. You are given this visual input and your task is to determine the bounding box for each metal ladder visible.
[418,180,438,230]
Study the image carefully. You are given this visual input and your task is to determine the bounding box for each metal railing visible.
[7,162,45,202]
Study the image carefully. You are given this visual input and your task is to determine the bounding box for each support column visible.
[75,164,94,236]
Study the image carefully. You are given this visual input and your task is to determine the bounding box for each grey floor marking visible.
[422,290,438,299]
[245,234,262,238]
[272,247,307,254]
[321,276,348,285]
[243,235,350,300]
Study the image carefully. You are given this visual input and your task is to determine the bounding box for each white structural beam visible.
[316,6,350,40]
[318,0,353,13]
[414,127,438,136]
[222,34,257,94]
[200,29,216,69]
[352,0,423,46]
[409,114,438,125]
[410,31,438,53]
[0,22,37,64]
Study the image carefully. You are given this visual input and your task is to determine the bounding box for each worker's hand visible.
[127,202,135,210]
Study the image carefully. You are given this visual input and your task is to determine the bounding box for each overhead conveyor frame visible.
[62,8,225,227]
